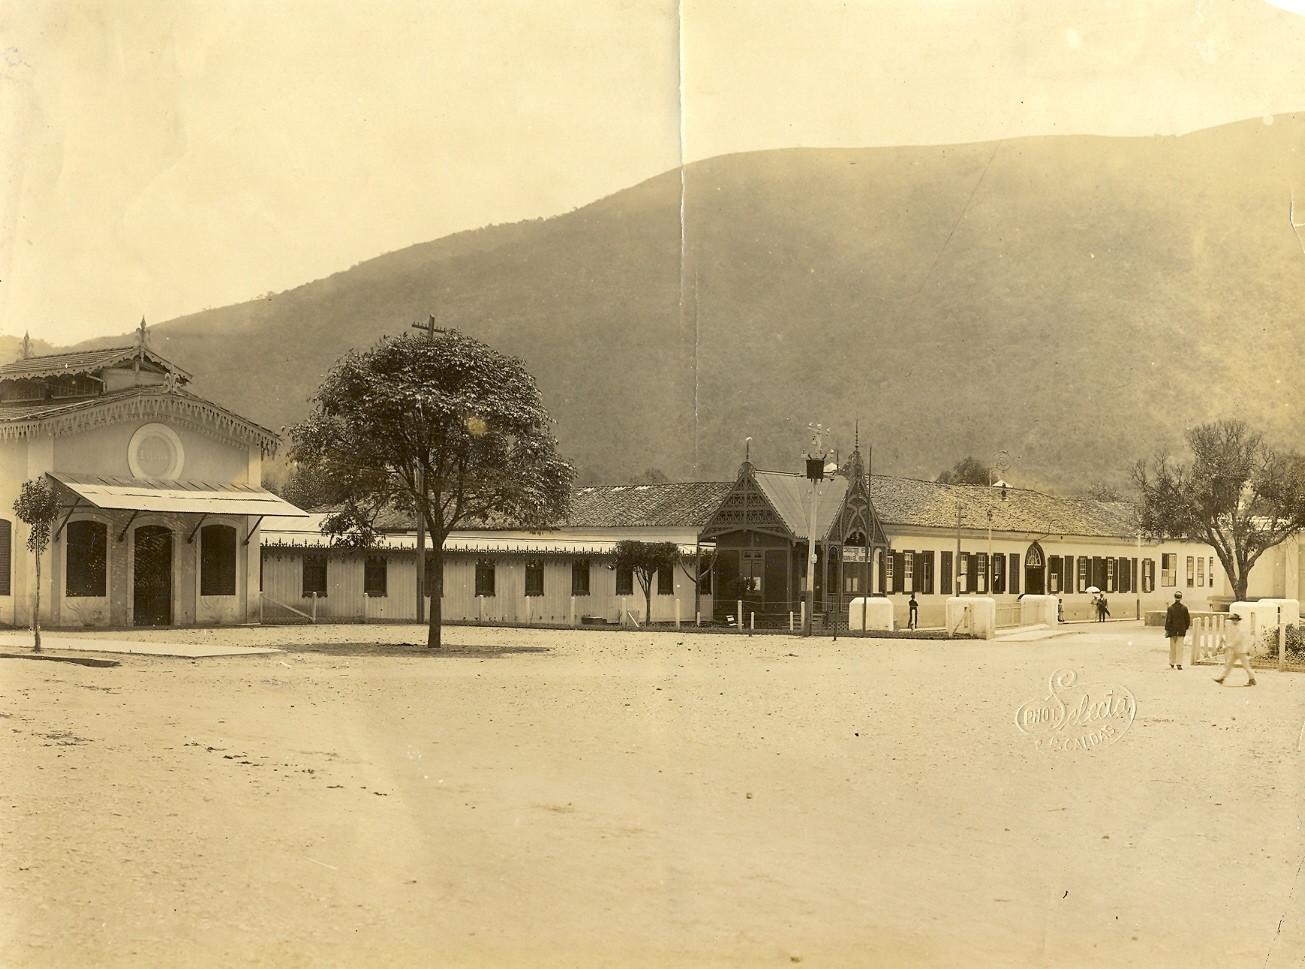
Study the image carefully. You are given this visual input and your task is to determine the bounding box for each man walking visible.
[1165,591,1190,669]
[907,592,918,630]
[1215,612,1256,686]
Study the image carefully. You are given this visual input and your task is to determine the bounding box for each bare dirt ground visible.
[2,620,1304,969]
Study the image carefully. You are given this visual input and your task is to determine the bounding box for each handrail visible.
[260,593,315,622]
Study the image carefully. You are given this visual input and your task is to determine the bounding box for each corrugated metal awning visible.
[50,472,309,517]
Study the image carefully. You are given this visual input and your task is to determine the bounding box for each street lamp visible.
[803,423,836,637]
[986,446,1007,592]
[986,450,1010,593]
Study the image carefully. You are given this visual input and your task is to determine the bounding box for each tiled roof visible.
[0,346,190,382]
[351,475,1136,541]
[869,474,1137,539]
[751,470,850,540]
[373,481,733,532]
[260,514,699,555]
[567,481,733,528]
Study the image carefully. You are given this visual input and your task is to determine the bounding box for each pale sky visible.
[2,0,1305,344]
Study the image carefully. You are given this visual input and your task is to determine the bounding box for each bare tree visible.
[1133,420,1305,601]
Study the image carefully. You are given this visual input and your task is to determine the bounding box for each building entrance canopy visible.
[49,472,308,517]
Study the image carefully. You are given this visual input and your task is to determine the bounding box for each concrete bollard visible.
[945,597,996,639]
[847,597,893,631]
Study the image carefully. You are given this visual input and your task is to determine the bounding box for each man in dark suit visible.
[1165,591,1191,669]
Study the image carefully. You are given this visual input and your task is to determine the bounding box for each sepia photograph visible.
[2,1,1305,965]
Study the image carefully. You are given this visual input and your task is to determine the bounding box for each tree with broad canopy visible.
[289,331,573,648]
[1132,420,1305,602]
[612,540,681,626]
[13,478,61,652]
[936,456,993,486]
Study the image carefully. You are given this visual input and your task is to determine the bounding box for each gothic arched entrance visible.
[1024,543,1046,596]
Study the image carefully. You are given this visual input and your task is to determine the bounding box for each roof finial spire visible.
[21,331,30,360]
[744,436,751,464]
[136,316,148,351]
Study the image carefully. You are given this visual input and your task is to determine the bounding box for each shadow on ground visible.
[269,641,553,658]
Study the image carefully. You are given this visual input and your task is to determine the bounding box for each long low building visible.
[701,448,1224,627]
[259,482,731,625]
[257,448,1237,629]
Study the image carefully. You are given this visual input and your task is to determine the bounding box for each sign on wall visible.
[128,423,185,480]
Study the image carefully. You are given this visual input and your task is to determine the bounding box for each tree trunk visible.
[32,549,41,653]
[427,543,443,648]
[644,583,653,628]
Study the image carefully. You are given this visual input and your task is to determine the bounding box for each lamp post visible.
[803,423,834,637]
[987,450,1010,594]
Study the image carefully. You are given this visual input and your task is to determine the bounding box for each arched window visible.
[1025,544,1044,569]
[67,520,108,597]
[200,524,238,596]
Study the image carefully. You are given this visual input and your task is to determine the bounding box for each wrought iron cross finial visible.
[412,314,444,340]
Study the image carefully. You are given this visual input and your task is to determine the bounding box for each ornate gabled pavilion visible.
[699,447,889,624]
[0,325,305,629]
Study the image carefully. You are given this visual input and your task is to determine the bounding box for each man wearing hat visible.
[1215,612,1257,686]
[1164,591,1191,669]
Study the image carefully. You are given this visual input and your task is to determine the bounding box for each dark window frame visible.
[475,560,496,597]
[0,518,11,597]
[66,519,108,598]
[571,559,590,596]
[199,523,238,597]
[302,553,328,597]
[615,564,634,597]
[656,563,675,595]
[525,559,545,597]
[364,555,388,597]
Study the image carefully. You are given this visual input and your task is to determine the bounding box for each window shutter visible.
[893,551,905,594]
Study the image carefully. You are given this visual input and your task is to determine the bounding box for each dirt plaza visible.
[2,620,1303,968]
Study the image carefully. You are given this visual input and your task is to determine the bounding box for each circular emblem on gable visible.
[128,423,185,480]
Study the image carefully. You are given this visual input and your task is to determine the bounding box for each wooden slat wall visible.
[260,549,713,626]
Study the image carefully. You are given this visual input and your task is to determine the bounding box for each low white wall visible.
[848,597,894,631]
[1230,601,1282,642]
[1019,595,1058,627]
[1257,598,1300,626]
[946,597,996,639]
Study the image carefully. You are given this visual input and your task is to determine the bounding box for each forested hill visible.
[69,114,1305,491]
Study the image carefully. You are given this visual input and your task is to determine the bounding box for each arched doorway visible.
[134,525,173,626]
[1024,543,1046,596]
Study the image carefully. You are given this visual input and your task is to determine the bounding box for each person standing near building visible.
[1215,612,1256,686]
[1096,594,1110,622]
[1165,591,1190,669]
[907,592,918,630]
